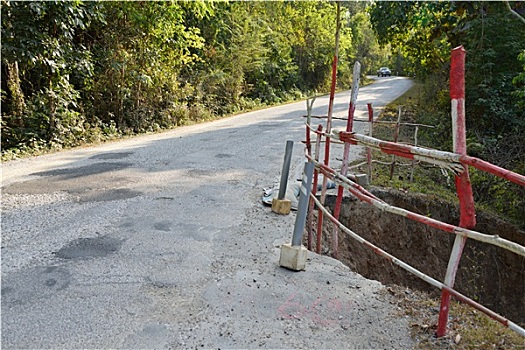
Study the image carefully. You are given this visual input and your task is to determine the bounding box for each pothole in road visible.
[3,163,135,196]
[315,188,525,324]
[54,236,123,259]
[76,188,143,203]
[1,266,71,304]
[215,153,233,159]
[31,162,133,179]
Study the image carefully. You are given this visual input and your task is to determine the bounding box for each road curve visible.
[2,77,414,349]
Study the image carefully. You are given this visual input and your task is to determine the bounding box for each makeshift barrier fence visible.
[301,46,525,338]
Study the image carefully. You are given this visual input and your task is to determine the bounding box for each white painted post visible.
[437,45,477,338]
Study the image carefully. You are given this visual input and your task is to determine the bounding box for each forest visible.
[2,1,524,223]
[2,1,382,155]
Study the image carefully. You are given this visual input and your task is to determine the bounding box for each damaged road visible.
[1,77,415,349]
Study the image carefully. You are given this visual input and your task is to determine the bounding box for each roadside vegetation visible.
[365,3,525,347]
[366,2,525,228]
[1,1,388,160]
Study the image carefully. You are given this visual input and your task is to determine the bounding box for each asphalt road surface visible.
[2,76,414,349]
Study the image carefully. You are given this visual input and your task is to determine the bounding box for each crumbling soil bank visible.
[314,188,525,324]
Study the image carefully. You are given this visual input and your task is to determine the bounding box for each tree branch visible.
[506,1,525,24]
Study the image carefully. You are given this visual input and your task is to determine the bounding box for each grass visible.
[386,286,525,349]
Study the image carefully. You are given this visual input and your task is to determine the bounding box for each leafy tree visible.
[368,1,467,77]
[462,3,525,138]
[369,1,525,225]
[345,10,386,76]
[87,1,208,131]
[185,1,353,110]
[514,49,525,109]
[2,0,101,148]
[2,0,366,156]
[288,1,341,91]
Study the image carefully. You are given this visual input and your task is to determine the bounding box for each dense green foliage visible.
[1,0,383,157]
[369,1,525,226]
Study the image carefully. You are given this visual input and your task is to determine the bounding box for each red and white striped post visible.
[367,103,373,183]
[331,61,361,258]
[437,45,477,337]
[316,1,341,255]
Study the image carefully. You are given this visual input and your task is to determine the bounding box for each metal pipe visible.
[278,140,294,200]
[292,161,315,247]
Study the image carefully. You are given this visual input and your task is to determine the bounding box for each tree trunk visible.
[48,81,56,139]
[6,61,26,124]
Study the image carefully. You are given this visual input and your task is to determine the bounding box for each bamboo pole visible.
[331,61,361,258]
[410,126,419,182]
[367,103,373,183]
[437,45,476,338]
[309,193,525,337]
[389,106,402,179]
[317,1,341,255]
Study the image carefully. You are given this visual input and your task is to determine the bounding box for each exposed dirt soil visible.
[310,188,525,325]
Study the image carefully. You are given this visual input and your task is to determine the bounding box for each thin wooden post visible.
[367,103,373,183]
[306,97,316,157]
[308,125,323,251]
[410,125,419,182]
[331,61,361,258]
[437,45,477,338]
[389,106,402,179]
[316,1,341,255]
[322,1,341,166]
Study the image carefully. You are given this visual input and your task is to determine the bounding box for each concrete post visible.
[280,162,314,271]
